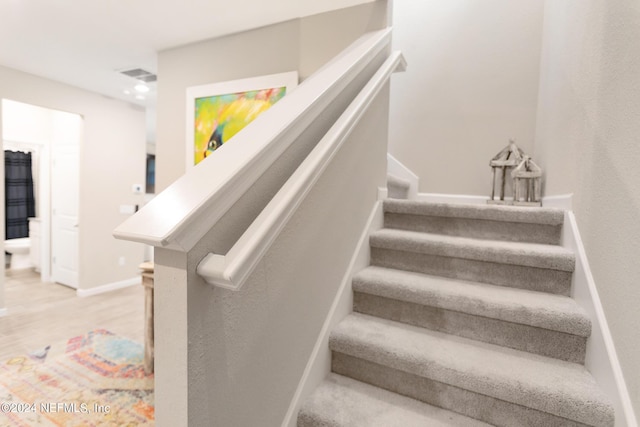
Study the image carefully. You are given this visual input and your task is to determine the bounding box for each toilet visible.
[5,238,32,270]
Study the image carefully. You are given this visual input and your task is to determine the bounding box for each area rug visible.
[0,329,154,426]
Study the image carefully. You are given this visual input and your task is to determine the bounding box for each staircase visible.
[298,199,615,426]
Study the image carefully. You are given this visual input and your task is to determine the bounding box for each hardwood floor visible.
[0,268,145,361]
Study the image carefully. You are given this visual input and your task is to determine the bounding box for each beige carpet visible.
[299,199,614,426]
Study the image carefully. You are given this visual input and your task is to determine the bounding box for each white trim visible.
[76,277,139,298]
[563,212,637,427]
[185,71,299,170]
[542,193,573,210]
[377,186,388,200]
[387,153,418,199]
[0,308,7,317]
[196,51,407,290]
[281,200,384,427]
[386,0,394,27]
[114,29,394,252]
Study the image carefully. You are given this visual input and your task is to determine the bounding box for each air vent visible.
[119,68,157,83]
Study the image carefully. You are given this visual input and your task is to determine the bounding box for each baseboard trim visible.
[0,308,7,317]
[281,200,384,427]
[563,212,637,427]
[542,193,573,210]
[387,153,419,199]
[76,277,139,298]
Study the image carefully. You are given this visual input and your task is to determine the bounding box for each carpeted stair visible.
[298,199,614,427]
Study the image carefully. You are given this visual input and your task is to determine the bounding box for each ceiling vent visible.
[119,68,157,83]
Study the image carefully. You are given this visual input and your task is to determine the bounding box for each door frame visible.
[0,99,82,288]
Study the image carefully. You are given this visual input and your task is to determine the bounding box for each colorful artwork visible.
[193,87,287,165]
[186,71,298,167]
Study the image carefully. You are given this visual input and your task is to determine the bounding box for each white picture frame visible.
[185,71,298,169]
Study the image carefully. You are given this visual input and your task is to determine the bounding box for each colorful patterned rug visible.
[0,329,154,426]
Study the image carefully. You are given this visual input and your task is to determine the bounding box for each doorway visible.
[2,99,82,288]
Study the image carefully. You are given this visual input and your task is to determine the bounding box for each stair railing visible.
[112,26,405,426]
[197,51,405,290]
[114,28,404,283]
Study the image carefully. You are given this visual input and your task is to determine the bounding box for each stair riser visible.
[384,213,562,245]
[370,248,572,295]
[353,292,586,363]
[370,233,575,271]
[332,352,591,427]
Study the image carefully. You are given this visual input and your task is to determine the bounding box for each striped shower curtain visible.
[5,150,35,239]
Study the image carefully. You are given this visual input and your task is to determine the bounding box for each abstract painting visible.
[186,71,298,167]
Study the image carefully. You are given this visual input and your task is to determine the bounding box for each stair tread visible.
[384,199,564,225]
[370,228,575,271]
[330,313,613,426]
[299,373,491,427]
[353,266,590,336]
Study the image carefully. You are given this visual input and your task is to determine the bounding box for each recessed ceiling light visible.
[123,90,131,95]
[134,83,150,93]
[135,95,146,100]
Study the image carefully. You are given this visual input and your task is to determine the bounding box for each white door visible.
[51,112,81,288]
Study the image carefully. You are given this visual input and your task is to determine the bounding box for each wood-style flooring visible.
[0,268,145,361]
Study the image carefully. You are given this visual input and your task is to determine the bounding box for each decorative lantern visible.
[511,155,542,206]
[488,139,524,204]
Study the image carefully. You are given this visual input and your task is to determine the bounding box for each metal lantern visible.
[488,139,524,204]
[512,155,542,206]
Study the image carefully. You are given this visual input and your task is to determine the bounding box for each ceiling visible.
[0,0,374,108]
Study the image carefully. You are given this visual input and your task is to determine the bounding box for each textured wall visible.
[389,0,544,195]
[184,87,389,426]
[534,0,640,418]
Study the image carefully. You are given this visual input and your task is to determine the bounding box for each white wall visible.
[299,2,389,80]
[156,1,389,192]
[534,0,640,418]
[2,99,52,144]
[0,65,147,295]
[389,0,544,195]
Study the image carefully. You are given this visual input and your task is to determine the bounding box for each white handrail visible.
[197,51,407,290]
[113,29,393,252]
